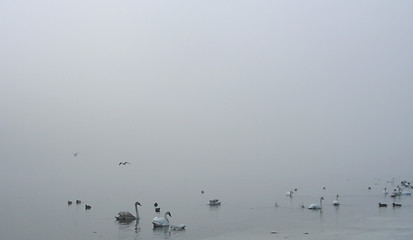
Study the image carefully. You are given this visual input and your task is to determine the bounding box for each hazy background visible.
[1,0,412,208]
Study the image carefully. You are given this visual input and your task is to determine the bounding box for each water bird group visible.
[65,177,413,236]
[68,200,92,211]
[154,202,160,213]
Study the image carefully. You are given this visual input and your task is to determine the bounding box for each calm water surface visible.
[1,177,412,240]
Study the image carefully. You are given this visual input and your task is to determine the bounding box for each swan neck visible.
[165,213,169,222]
[135,204,139,219]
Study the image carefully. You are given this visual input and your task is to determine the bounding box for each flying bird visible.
[73,152,79,157]
[119,162,130,166]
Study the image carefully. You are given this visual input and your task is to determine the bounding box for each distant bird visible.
[378,203,387,207]
[85,204,91,210]
[333,194,340,206]
[383,188,388,195]
[154,202,160,213]
[68,201,73,205]
[153,211,172,228]
[285,191,293,198]
[368,187,372,190]
[119,162,130,166]
[201,190,204,194]
[392,203,402,207]
[76,200,81,204]
[116,202,141,221]
[309,197,324,209]
[73,152,79,157]
[322,187,326,190]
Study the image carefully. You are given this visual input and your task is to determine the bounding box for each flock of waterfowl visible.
[68,154,410,236]
[378,182,412,207]
[68,194,223,232]
[67,199,92,210]
[112,197,221,230]
[283,180,412,211]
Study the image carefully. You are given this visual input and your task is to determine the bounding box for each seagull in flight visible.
[119,162,130,166]
[73,152,79,157]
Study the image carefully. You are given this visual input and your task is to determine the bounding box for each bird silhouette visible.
[73,152,79,157]
[119,162,130,166]
[154,203,160,212]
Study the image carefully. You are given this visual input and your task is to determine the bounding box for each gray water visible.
[1,166,412,240]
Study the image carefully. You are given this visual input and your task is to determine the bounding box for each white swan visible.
[285,191,293,197]
[309,197,324,209]
[153,211,171,228]
[116,201,141,221]
[332,194,340,206]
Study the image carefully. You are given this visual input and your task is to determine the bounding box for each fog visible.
[1,0,412,204]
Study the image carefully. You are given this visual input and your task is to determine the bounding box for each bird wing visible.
[152,217,168,226]
[118,211,134,218]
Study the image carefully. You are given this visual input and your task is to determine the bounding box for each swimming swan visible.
[309,197,324,209]
[153,211,171,228]
[116,201,141,221]
[333,194,340,206]
[285,191,293,198]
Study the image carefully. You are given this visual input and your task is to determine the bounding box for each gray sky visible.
[1,1,412,196]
